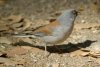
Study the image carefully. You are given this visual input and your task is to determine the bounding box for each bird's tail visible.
[12,34,37,38]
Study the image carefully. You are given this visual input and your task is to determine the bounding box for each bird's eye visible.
[72,10,78,15]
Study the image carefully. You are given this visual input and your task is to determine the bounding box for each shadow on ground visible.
[13,40,96,54]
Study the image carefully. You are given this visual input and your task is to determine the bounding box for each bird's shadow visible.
[13,40,96,54]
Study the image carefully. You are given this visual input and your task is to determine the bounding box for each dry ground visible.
[0,0,100,67]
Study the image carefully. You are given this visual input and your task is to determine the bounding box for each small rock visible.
[81,20,85,23]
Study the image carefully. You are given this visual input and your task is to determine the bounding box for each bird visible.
[12,9,78,55]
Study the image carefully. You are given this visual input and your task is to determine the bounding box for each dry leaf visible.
[70,50,90,57]
[6,46,28,57]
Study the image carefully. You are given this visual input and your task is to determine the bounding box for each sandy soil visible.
[0,0,100,67]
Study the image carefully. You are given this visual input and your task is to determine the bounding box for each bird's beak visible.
[76,10,82,15]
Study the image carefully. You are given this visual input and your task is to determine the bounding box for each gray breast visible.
[41,23,74,44]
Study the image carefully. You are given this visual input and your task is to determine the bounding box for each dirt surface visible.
[0,0,100,67]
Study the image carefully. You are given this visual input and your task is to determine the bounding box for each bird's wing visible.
[33,20,60,37]
[33,26,52,37]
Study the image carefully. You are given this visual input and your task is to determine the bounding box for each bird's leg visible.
[44,44,51,58]
[45,44,47,55]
